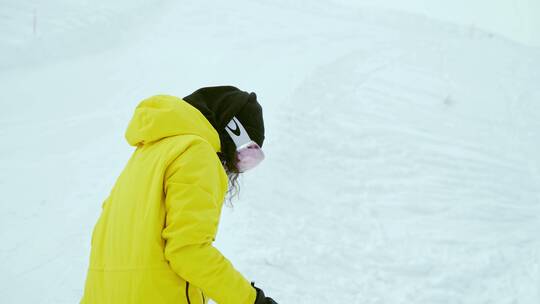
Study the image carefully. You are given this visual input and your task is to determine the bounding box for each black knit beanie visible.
[183,85,265,148]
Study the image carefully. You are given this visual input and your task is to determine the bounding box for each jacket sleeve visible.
[162,139,257,304]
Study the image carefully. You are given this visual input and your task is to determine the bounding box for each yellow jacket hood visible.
[125,95,221,152]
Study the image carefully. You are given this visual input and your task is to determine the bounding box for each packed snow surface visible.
[1,1,539,303]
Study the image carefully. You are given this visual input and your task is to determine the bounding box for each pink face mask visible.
[225,117,265,172]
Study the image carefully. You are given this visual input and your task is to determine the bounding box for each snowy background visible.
[1,1,540,303]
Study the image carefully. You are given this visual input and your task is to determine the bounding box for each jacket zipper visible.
[201,291,206,303]
[185,282,191,304]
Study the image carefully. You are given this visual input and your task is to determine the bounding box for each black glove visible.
[252,282,278,304]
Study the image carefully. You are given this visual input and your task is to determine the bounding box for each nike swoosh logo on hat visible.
[226,119,241,137]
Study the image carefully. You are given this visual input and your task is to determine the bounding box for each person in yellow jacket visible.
[81,86,277,304]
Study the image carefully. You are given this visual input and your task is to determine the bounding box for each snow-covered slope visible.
[1,1,539,303]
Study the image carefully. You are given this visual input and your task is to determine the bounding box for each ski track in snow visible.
[1,0,540,303]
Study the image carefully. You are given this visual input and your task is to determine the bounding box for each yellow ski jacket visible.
[81,95,257,304]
